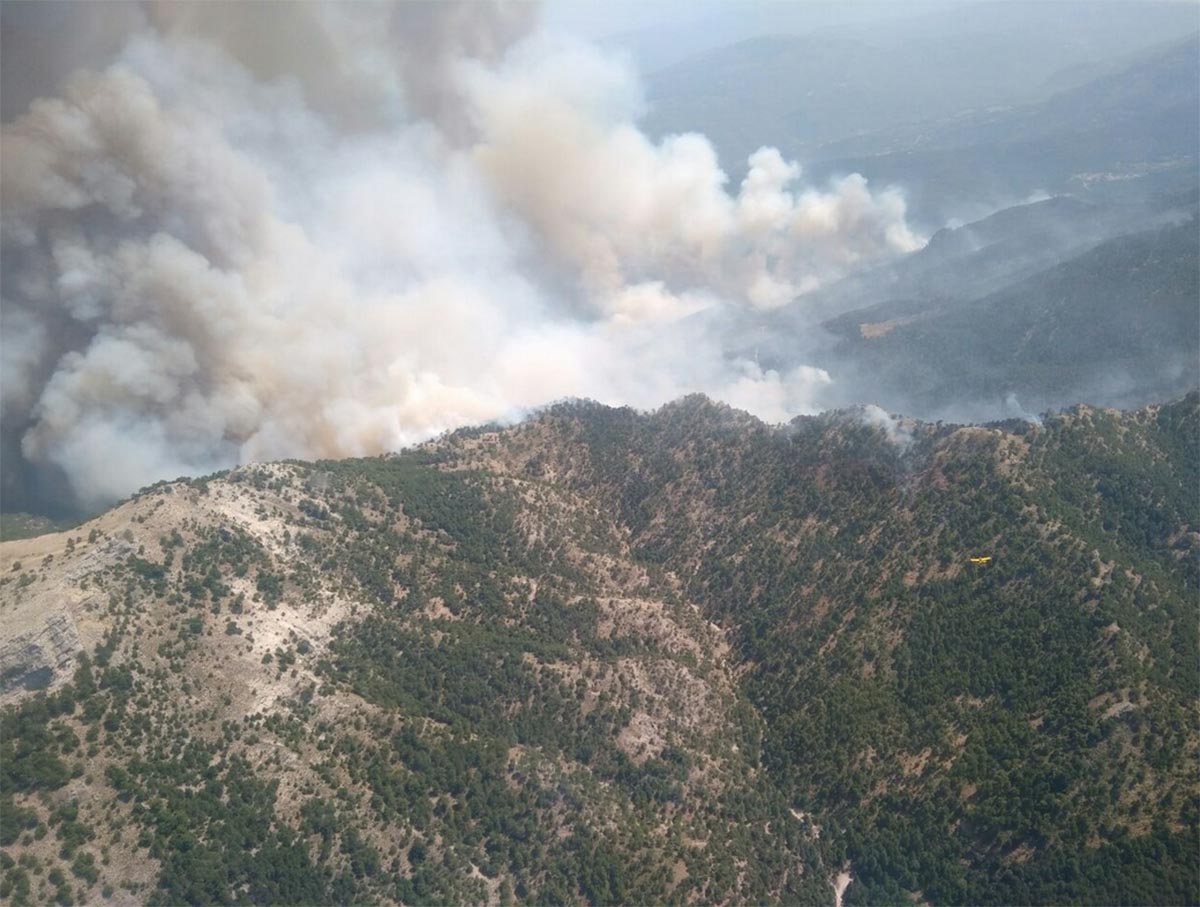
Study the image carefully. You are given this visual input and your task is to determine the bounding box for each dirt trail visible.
[834,868,853,907]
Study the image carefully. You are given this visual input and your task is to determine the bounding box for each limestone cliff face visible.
[0,528,135,704]
[0,610,81,697]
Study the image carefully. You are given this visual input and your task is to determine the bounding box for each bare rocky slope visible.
[1,393,1197,905]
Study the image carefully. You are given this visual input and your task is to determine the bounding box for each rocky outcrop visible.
[0,611,81,698]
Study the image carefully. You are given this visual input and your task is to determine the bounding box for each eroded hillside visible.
[1,393,1197,906]
[0,453,825,906]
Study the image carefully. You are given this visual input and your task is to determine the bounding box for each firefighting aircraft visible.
[968,556,992,565]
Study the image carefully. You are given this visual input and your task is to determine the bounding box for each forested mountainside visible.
[816,217,1200,417]
[792,193,1193,324]
[1,394,1197,906]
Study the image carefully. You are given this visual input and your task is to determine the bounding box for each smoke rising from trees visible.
[0,1,921,511]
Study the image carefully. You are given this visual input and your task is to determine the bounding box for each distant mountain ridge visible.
[644,26,1199,228]
[805,34,1200,225]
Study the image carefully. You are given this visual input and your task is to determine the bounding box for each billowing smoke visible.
[0,1,922,512]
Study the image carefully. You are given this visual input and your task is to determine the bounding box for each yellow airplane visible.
[969,556,992,565]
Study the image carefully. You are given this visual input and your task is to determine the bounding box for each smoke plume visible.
[859,405,916,451]
[0,0,922,512]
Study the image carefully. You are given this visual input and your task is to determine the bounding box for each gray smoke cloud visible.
[0,0,922,511]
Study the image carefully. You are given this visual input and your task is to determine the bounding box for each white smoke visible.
[1002,393,1044,426]
[860,404,916,450]
[0,1,923,510]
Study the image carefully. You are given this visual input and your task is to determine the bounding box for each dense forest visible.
[817,215,1200,418]
[1,393,1196,905]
